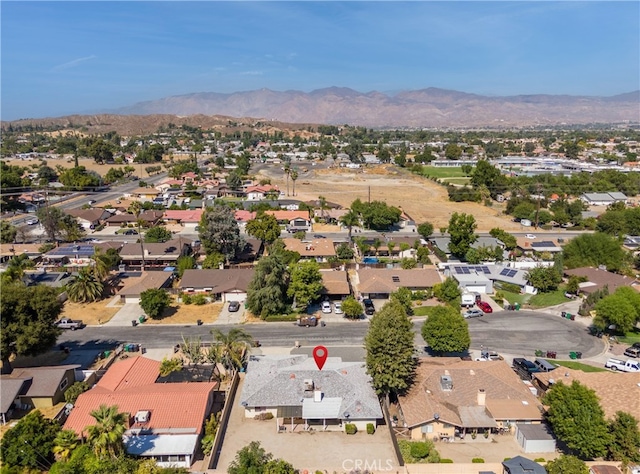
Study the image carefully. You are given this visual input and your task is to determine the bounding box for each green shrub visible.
[345,423,357,435]
[504,457,511,461]
[192,294,207,305]
[472,458,485,463]
[410,442,430,459]
[182,293,192,305]
[501,282,522,294]
[264,314,298,322]
[534,457,545,463]
[366,423,375,435]
[439,459,453,463]
[254,412,274,421]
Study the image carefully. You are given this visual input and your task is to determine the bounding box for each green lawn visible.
[499,290,529,307]
[549,360,607,372]
[619,329,640,345]
[499,287,569,309]
[417,166,469,179]
[412,306,434,317]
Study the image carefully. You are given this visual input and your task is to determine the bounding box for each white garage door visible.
[125,297,141,304]
[464,285,487,294]
[224,292,247,302]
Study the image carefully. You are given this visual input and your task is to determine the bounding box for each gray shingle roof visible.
[240,355,382,421]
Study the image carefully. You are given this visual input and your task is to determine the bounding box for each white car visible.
[321,301,332,314]
[26,218,39,225]
[463,309,483,319]
[334,302,343,314]
[525,234,537,239]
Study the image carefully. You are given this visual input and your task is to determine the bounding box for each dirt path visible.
[260,165,520,231]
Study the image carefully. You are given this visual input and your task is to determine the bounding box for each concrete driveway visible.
[103,303,146,327]
[213,301,245,325]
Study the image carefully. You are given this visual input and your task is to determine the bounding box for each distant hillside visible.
[108,87,640,128]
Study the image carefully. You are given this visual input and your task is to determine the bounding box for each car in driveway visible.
[363,299,375,315]
[228,301,241,312]
[334,302,343,314]
[477,301,493,313]
[624,347,640,358]
[321,301,332,314]
[463,309,484,319]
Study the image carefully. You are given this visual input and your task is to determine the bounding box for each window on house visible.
[59,378,69,390]
[421,424,433,433]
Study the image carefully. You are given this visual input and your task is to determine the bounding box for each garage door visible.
[224,292,246,302]
[464,285,486,294]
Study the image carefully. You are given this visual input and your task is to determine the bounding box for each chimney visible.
[144,249,150,256]
[313,390,323,403]
[477,389,486,406]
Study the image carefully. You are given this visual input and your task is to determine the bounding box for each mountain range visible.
[108,87,640,128]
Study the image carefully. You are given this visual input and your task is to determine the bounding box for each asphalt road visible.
[57,310,604,368]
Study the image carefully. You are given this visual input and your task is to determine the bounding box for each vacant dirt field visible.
[5,157,159,179]
[60,300,121,325]
[261,165,521,231]
[145,300,223,325]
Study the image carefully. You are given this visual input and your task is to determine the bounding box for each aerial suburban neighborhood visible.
[2,118,640,474]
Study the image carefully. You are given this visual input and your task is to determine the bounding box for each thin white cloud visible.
[52,55,97,71]
[240,70,263,76]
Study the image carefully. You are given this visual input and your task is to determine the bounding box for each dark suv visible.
[363,299,375,315]
[512,357,540,380]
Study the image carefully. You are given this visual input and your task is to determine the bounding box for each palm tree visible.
[290,168,299,197]
[66,269,104,303]
[159,357,183,377]
[53,429,79,462]
[85,404,127,459]
[283,159,291,196]
[127,201,145,270]
[340,210,360,240]
[90,248,110,282]
[210,328,253,373]
[387,242,396,261]
[372,238,382,257]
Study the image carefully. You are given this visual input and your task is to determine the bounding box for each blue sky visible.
[2,1,639,120]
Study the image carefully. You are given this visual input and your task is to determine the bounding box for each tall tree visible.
[0,220,17,244]
[66,269,104,303]
[1,285,62,372]
[562,232,626,272]
[53,429,80,462]
[448,212,477,258]
[246,253,289,318]
[37,205,66,241]
[594,290,640,334]
[199,205,244,264]
[526,266,562,293]
[287,260,324,310]
[140,288,171,319]
[364,300,416,397]
[543,380,611,459]
[228,441,294,474]
[339,209,360,240]
[607,411,640,463]
[145,226,172,243]
[210,328,254,372]
[421,305,471,354]
[545,455,589,474]
[0,411,58,470]
[85,404,127,459]
[290,168,299,196]
[246,212,281,246]
[417,222,434,240]
[128,201,146,270]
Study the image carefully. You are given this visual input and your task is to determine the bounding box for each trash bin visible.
[561,311,567,318]
[131,320,138,327]
[515,303,520,311]
[570,351,577,359]
[141,346,146,354]
[139,315,146,323]
[103,350,111,358]
[576,351,582,359]
[197,319,203,326]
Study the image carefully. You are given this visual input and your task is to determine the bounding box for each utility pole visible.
[534,183,541,229]
[368,185,371,204]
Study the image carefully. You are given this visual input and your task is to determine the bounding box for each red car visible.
[477,301,493,313]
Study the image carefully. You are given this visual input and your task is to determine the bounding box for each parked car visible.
[632,342,640,349]
[512,357,540,379]
[605,358,640,372]
[363,299,375,315]
[228,301,240,312]
[54,318,85,330]
[26,218,39,225]
[334,302,343,314]
[88,199,96,205]
[525,234,537,239]
[321,301,332,314]
[623,347,640,358]
[477,301,493,313]
[463,309,483,319]
[124,229,138,235]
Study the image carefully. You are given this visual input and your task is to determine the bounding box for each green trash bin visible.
[139,315,146,323]
[515,303,520,311]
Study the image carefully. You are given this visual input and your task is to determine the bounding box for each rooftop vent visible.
[134,410,150,423]
[440,375,453,391]
[392,276,400,283]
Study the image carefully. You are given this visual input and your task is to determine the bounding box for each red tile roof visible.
[163,209,203,223]
[64,356,216,437]
[265,210,309,221]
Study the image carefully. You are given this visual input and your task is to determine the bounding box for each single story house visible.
[282,238,337,262]
[130,187,162,200]
[0,365,80,414]
[533,368,640,428]
[116,271,174,304]
[320,270,351,299]
[162,209,203,228]
[239,355,382,432]
[179,268,255,302]
[357,267,442,299]
[397,359,543,441]
[445,264,535,294]
[314,208,349,224]
[105,210,163,227]
[245,185,279,201]
[517,239,563,254]
[64,356,217,468]
[265,210,311,232]
[119,239,193,268]
[502,456,546,474]
[564,267,638,295]
[66,208,113,230]
[581,192,628,206]
[234,237,263,263]
[0,243,43,264]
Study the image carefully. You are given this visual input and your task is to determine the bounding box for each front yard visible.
[500,287,569,309]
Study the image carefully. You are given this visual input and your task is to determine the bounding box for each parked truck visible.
[605,358,640,372]
[54,318,86,330]
[297,316,318,327]
[461,293,475,308]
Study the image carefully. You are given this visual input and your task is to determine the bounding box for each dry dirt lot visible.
[145,300,223,325]
[60,300,121,325]
[260,165,521,231]
[5,157,159,179]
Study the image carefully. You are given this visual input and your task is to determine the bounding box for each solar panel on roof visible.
[508,269,517,277]
[499,268,511,276]
[481,266,490,273]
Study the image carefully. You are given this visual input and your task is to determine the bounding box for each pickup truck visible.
[54,318,86,330]
[297,316,318,327]
[605,358,640,372]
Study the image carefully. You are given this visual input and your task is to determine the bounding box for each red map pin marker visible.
[313,345,328,370]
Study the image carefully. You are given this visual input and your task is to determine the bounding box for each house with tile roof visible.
[356,267,442,299]
[0,365,80,417]
[265,210,311,232]
[116,271,174,303]
[64,356,217,468]
[282,238,337,262]
[533,368,640,428]
[397,359,543,441]
[66,208,113,230]
[179,268,255,302]
[320,269,351,298]
[564,267,639,295]
[162,209,203,227]
[119,238,193,268]
[245,184,280,201]
[239,355,382,432]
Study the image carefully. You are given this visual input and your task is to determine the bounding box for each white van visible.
[461,293,475,308]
